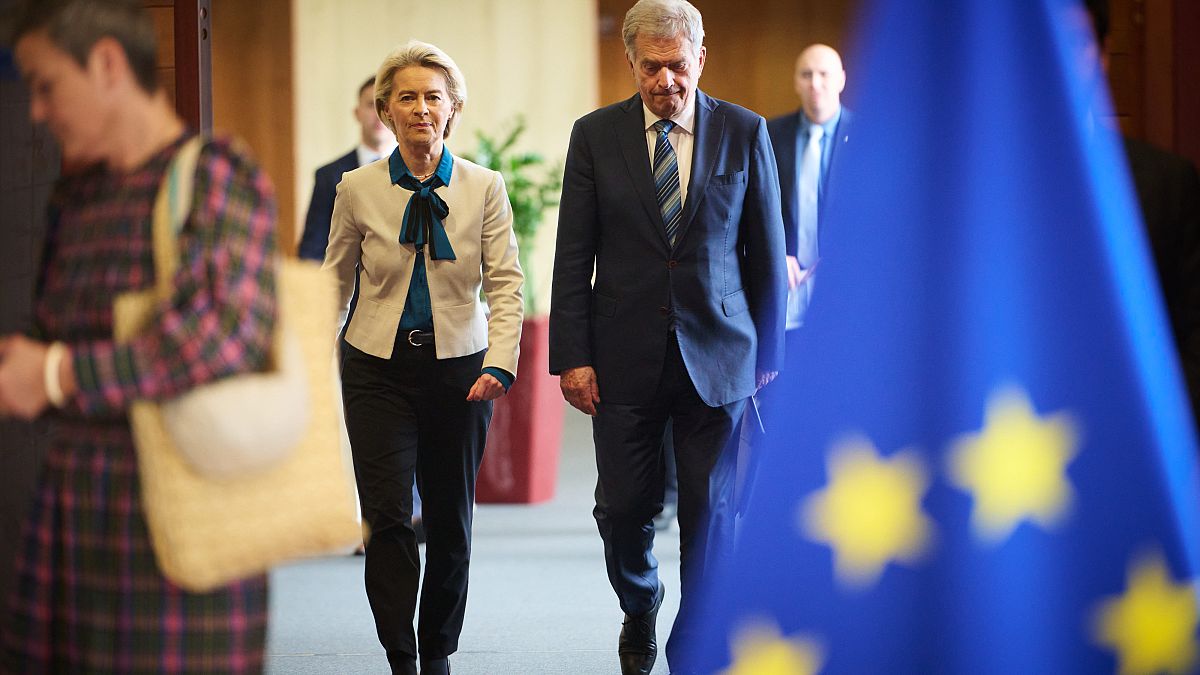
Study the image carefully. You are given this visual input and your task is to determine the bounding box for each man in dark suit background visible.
[549,1,786,672]
[297,75,396,261]
[1081,0,1200,423]
[767,43,852,331]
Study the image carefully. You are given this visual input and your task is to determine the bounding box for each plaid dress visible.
[3,135,277,674]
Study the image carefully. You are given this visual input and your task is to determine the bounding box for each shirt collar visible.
[357,141,396,167]
[801,107,842,139]
[642,97,696,135]
[389,146,454,186]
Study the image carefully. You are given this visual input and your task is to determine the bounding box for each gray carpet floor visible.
[266,409,681,674]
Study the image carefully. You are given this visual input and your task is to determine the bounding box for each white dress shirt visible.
[355,140,396,168]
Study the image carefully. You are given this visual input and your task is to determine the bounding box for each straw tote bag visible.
[113,137,361,592]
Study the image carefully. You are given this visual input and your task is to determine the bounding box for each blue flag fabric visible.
[683,1,1200,673]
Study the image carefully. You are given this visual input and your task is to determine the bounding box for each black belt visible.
[405,329,434,347]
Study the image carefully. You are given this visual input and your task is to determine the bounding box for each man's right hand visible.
[559,366,600,416]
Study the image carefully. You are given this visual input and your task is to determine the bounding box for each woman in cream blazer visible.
[322,40,522,675]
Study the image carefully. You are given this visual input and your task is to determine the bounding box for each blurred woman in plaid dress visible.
[0,1,275,671]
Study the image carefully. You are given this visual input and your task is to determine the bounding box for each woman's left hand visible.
[466,373,506,401]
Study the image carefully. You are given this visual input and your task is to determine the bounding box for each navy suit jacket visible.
[550,91,787,407]
[298,149,359,261]
[767,108,851,257]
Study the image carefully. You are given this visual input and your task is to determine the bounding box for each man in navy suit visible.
[297,75,396,261]
[550,1,786,672]
[767,44,851,330]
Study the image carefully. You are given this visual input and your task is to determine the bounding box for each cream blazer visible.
[322,154,524,375]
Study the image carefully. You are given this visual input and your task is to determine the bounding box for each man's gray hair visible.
[374,40,468,139]
[621,0,705,62]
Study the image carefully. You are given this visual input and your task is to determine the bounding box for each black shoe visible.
[619,582,664,675]
[652,501,677,531]
[420,657,449,675]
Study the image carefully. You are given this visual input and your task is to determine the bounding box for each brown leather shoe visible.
[618,582,664,675]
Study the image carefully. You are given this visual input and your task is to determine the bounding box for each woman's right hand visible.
[467,373,506,401]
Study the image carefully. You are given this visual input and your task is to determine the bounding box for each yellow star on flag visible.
[1092,551,1200,675]
[722,620,822,675]
[947,387,1078,543]
[799,436,933,587]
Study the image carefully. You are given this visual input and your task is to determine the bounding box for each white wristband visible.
[44,341,67,408]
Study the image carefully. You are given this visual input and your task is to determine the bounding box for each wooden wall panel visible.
[1173,0,1200,168]
[1108,0,1200,168]
[210,0,295,253]
[146,0,210,132]
[148,4,175,106]
[173,0,212,132]
[1107,0,1146,138]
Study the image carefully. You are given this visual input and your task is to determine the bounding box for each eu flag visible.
[683,1,1200,673]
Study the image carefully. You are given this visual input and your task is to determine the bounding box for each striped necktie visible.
[653,119,683,246]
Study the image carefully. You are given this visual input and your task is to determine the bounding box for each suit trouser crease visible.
[591,334,744,666]
[341,341,491,663]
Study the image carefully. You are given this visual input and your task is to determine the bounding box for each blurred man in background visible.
[298,75,396,261]
[767,44,852,332]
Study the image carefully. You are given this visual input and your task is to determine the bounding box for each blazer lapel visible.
[674,90,722,247]
[823,109,851,192]
[615,94,671,248]
[777,112,799,233]
[777,113,798,191]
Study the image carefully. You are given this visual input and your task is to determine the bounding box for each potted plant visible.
[467,117,561,314]
[466,118,564,504]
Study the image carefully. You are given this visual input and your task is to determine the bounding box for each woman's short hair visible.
[12,0,159,94]
[374,40,468,139]
[621,0,705,62]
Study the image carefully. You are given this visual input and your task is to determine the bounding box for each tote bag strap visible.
[149,136,206,303]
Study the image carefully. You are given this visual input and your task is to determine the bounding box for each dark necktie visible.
[653,120,683,246]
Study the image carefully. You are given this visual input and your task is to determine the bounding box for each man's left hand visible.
[755,369,778,390]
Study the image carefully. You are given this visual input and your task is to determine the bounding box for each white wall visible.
[292,0,599,313]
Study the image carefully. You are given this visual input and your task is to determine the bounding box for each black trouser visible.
[591,334,745,668]
[341,338,491,672]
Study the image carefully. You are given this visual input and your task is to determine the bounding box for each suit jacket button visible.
[658,306,670,316]
[667,260,677,269]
